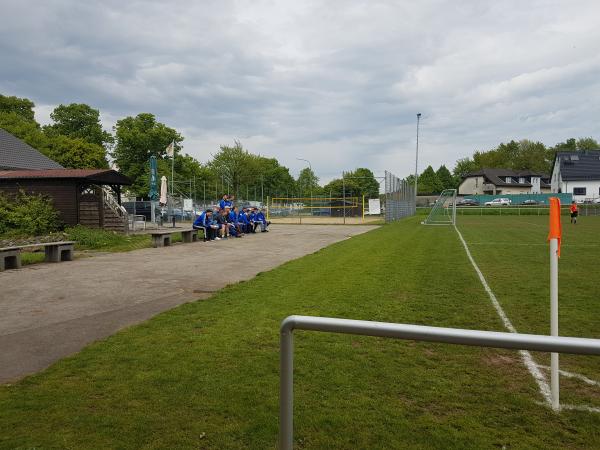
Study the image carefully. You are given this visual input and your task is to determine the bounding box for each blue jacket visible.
[249,212,257,222]
[219,199,232,210]
[227,211,238,223]
[256,212,266,223]
[238,213,249,224]
[194,212,212,227]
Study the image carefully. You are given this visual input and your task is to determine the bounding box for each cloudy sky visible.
[1,0,599,182]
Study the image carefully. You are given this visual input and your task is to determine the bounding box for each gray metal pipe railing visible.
[279,315,600,450]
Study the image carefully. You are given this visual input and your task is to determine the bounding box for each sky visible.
[1,0,600,183]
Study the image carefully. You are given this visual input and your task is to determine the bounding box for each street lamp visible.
[414,113,422,212]
[296,157,313,203]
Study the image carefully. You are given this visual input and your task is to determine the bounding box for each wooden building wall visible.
[0,180,79,226]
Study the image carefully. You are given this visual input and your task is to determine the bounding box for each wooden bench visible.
[0,241,75,271]
[150,229,198,248]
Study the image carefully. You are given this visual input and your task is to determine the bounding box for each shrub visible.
[0,191,61,236]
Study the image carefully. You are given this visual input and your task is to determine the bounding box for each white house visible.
[459,169,550,196]
[551,151,600,202]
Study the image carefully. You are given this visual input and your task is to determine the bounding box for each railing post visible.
[280,323,294,450]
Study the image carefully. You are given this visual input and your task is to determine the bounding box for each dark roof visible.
[0,169,131,185]
[554,151,600,181]
[463,168,550,187]
[0,129,64,170]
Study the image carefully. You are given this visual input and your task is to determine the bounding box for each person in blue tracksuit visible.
[229,206,244,236]
[219,194,232,210]
[239,208,251,233]
[224,207,239,237]
[248,208,258,233]
[193,210,218,240]
[255,209,270,232]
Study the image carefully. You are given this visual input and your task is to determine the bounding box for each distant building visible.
[0,128,63,170]
[458,169,550,196]
[551,151,600,202]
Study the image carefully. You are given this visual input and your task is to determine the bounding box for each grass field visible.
[1,215,600,448]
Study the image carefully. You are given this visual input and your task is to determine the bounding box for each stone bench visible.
[150,229,198,248]
[0,241,75,271]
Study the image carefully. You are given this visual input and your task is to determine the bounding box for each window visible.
[505,177,512,183]
[475,177,478,188]
[519,177,525,184]
[570,155,579,161]
[573,187,586,195]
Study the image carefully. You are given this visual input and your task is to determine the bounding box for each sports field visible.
[1,215,600,448]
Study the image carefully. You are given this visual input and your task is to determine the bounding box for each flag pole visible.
[548,197,561,411]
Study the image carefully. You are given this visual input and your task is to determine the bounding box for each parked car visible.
[521,199,539,205]
[456,198,480,206]
[485,198,511,206]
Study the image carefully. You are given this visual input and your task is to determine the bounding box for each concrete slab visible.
[0,225,377,383]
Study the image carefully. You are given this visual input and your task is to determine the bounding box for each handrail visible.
[279,315,600,449]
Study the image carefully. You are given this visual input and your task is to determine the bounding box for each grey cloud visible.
[1,0,600,182]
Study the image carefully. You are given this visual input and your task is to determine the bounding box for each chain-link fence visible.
[384,170,415,222]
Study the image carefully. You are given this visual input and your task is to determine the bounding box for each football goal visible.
[422,189,457,225]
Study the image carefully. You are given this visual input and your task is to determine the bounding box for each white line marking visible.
[561,404,600,413]
[454,225,553,407]
[537,365,600,387]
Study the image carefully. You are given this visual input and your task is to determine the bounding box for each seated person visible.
[239,208,252,233]
[249,208,258,233]
[193,209,219,241]
[224,206,239,238]
[215,208,234,239]
[229,206,244,236]
[255,208,270,232]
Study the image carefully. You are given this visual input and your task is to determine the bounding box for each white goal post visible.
[422,189,457,225]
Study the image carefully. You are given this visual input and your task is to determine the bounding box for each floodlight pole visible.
[414,113,421,213]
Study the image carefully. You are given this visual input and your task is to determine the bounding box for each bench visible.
[150,229,199,248]
[0,241,75,271]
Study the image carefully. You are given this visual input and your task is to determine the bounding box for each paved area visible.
[0,225,377,383]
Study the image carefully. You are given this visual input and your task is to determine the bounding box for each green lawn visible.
[1,216,600,449]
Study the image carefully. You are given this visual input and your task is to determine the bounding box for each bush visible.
[0,191,61,236]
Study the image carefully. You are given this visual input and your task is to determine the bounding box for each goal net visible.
[422,189,457,225]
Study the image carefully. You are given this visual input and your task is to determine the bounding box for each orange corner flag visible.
[547,197,562,257]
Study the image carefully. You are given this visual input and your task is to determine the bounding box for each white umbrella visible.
[159,176,168,205]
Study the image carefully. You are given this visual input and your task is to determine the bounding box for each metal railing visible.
[279,315,600,450]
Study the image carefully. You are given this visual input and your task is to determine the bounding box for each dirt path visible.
[0,225,377,383]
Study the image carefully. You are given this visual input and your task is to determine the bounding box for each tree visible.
[418,165,442,194]
[0,104,108,169]
[296,168,319,198]
[208,140,254,196]
[113,113,183,196]
[0,94,35,121]
[436,165,455,190]
[344,168,379,199]
[452,157,477,179]
[44,103,113,149]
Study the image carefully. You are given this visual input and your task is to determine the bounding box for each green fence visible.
[463,193,573,205]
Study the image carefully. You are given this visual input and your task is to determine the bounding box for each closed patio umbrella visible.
[160,176,168,205]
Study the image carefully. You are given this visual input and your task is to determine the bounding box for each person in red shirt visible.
[570,201,578,224]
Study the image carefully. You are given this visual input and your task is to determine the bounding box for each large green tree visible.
[296,167,320,198]
[44,103,113,149]
[0,94,35,121]
[417,165,442,195]
[0,94,108,169]
[112,113,183,196]
[344,168,379,199]
[435,165,455,190]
